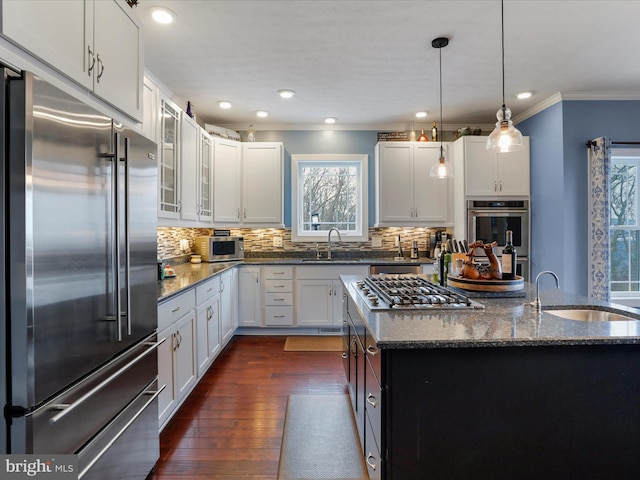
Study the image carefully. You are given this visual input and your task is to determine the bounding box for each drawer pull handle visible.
[366,453,378,471]
[171,306,181,313]
[341,352,348,359]
[366,345,378,355]
[273,315,285,318]
[274,272,285,275]
[274,298,285,301]
[367,393,378,408]
[207,287,213,292]
[273,285,285,288]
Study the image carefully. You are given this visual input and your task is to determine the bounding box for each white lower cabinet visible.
[195,277,221,377]
[220,269,237,345]
[157,288,197,429]
[238,266,261,327]
[263,266,294,326]
[295,266,368,327]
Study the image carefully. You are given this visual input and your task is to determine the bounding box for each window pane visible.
[610,164,636,226]
[611,229,629,282]
[300,163,358,232]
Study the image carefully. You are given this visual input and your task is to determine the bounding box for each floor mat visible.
[284,335,343,352]
[277,394,369,480]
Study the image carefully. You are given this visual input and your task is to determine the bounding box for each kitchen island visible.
[341,274,640,479]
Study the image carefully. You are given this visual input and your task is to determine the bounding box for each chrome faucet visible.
[532,271,560,312]
[327,228,342,260]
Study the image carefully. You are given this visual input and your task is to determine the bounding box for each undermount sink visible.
[300,258,363,263]
[544,308,640,322]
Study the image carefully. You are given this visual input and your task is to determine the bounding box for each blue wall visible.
[254,130,379,227]
[519,100,640,295]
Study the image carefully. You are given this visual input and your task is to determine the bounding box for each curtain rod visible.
[585,140,640,148]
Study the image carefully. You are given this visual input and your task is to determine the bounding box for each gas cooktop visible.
[355,275,484,310]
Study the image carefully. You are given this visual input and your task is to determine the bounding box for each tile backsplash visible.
[158,227,447,259]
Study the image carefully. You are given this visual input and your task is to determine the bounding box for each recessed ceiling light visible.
[516,91,533,100]
[218,101,232,109]
[415,111,428,118]
[151,7,177,24]
[277,89,295,99]
[256,111,268,118]
[324,117,336,124]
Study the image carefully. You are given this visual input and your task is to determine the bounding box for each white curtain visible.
[587,137,611,301]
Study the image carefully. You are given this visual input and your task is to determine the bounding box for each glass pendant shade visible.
[486,106,524,153]
[430,147,453,178]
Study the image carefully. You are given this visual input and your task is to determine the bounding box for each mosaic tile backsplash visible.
[157,227,448,260]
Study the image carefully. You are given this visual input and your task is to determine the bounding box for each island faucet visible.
[533,270,560,312]
[327,227,342,260]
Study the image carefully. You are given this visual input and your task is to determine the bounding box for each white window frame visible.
[291,153,368,242]
[610,148,640,305]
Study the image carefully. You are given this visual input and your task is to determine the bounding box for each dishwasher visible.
[369,264,422,275]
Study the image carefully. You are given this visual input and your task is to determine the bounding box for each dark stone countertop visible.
[157,256,434,302]
[341,274,640,349]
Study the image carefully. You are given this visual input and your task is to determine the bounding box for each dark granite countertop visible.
[157,257,434,302]
[341,274,640,349]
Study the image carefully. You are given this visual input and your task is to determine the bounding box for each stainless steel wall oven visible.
[467,200,530,280]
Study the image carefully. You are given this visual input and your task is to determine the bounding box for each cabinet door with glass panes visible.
[158,94,180,219]
[198,130,214,223]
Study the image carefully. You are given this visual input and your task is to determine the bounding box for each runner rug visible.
[277,394,368,480]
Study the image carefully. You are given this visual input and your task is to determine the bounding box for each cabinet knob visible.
[341,352,348,359]
[366,344,378,356]
[366,453,378,471]
[366,393,378,408]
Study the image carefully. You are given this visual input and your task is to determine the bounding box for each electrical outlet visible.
[273,236,283,247]
[372,236,382,248]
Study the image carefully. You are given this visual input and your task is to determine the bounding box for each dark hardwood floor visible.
[149,335,348,480]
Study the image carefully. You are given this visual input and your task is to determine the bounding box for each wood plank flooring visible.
[149,335,348,480]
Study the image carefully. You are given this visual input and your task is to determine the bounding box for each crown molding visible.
[514,91,640,124]
[216,122,496,132]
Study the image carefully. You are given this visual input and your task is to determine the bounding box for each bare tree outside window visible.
[301,165,357,232]
[610,158,640,292]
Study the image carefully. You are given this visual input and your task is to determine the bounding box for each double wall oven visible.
[467,200,530,280]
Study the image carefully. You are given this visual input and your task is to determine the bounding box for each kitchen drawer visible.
[365,333,381,387]
[365,356,382,446]
[264,292,293,306]
[365,410,383,480]
[195,276,220,305]
[262,265,293,279]
[158,289,195,331]
[263,279,293,292]
[295,265,369,280]
[264,306,294,326]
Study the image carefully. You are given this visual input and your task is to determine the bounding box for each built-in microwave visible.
[194,236,244,262]
[467,200,529,257]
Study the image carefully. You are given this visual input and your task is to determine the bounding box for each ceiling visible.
[136,0,640,131]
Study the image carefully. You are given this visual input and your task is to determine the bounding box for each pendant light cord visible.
[439,44,443,154]
[501,0,506,109]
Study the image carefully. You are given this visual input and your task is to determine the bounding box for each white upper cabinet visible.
[375,141,450,226]
[158,94,180,220]
[179,113,199,221]
[1,0,143,121]
[460,136,530,196]
[242,143,284,226]
[198,131,214,223]
[213,138,242,224]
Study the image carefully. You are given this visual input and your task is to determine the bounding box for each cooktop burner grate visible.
[357,275,484,310]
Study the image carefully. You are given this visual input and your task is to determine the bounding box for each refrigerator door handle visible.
[48,337,166,424]
[113,132,123,341]
[122,137,132,336]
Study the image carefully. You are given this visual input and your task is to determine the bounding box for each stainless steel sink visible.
[544,308,640,322]
[300,259,363,263]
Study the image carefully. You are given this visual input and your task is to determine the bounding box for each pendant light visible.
[429,37,453,179]
[486,0,524,153]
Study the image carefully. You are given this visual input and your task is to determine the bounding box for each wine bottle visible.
[431,121,438,142]
[502,230,517,280]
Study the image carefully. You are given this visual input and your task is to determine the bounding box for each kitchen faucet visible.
[327,228,342,260]
[532,270,560,312]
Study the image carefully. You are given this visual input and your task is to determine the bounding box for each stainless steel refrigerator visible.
[1,69,161,479]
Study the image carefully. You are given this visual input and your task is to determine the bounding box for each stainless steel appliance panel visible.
[467,200,529,257]
[27,334,160,454]
[0,68,8,454]
[7,74,115,408]
[114,125,158,349]
[78,380,161,480]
